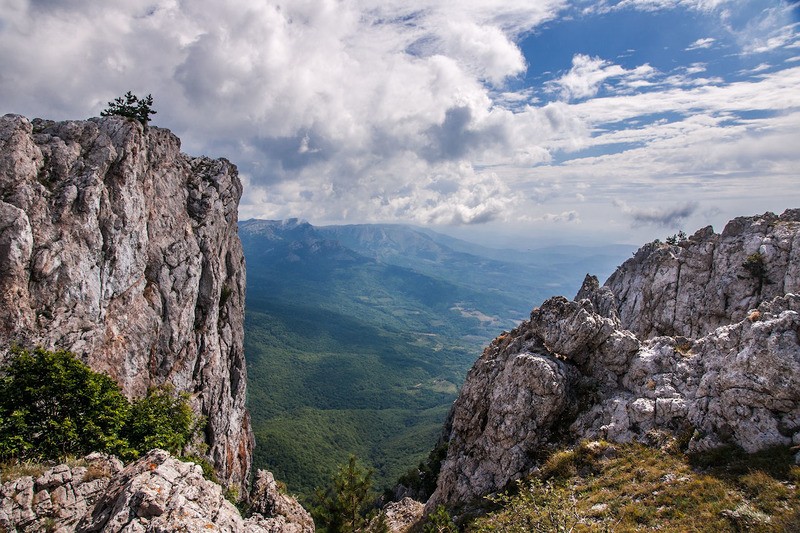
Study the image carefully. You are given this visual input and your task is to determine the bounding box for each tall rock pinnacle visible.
[0,114,253,490]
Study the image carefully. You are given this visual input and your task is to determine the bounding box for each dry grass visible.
[468,442,799,532]
[0,460,47,482]
[0,456,90,483]
[83,461,114,482]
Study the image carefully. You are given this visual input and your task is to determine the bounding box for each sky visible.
[1,0,798,247]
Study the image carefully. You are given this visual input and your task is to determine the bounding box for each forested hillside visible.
[240,219,633,498]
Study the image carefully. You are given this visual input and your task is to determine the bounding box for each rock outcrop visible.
[0,114,252,490]
[603,210,800,338]
[0,450,312,532]
[428,210,800,509]
[247,470,315,533]
[370,498,424,533]
[0,453,122,532]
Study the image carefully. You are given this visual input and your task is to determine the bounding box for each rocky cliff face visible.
[602,211,800,339]
[0,114,252,490]
[428,210,800,509]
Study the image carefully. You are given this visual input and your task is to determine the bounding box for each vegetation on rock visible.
[665,230,687,245]
[100,91,157,125]
[313,455,376,532]
[0,347,130,460]
[424,505,459,532]
[123,384,200,456]
[468,441,799,532]
[742,251,769,296]
[0,347,199,463]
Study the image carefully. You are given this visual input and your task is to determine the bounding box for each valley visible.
[240,219,634,498]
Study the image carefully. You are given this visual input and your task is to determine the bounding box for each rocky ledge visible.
[428,210,800,509]
[0,450,313,533]
[0,114,252,490]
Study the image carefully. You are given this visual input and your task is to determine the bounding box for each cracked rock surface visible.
[0,114,252,490]
[428,210,800,509]
[1,451,313,532]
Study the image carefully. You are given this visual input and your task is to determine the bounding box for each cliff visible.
[0,114,252,490]
[428,210,800,509]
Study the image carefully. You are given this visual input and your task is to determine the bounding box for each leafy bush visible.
[124,384,199,456]
[0,347,200,463]
[0,347,130,460]
[101,91,157,126]
[423,505,458,533]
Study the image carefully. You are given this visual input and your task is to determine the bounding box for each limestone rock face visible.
[604,210,800,339]
[372,498,424,533]
[0,451,313,532]
[0,114,252,490]
[247,470,314,533]
[428,211,800,510]
[0,453,122,532]
[431,328,581,507]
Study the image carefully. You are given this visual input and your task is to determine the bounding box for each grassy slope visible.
[466,441,800,532]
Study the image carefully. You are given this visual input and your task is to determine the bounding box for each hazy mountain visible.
[318,223,634,317]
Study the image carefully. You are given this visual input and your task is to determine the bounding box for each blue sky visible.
[1,0,798,246]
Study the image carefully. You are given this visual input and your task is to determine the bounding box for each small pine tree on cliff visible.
[314,455,374,532]
[101,91,157,126]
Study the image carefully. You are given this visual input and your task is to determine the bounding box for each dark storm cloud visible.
[614,200,699,227]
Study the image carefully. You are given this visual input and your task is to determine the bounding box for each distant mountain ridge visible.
[242,219,636,326]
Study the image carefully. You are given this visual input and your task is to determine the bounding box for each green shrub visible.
[314,455,375,532]
[224,485,240,505]
[665,230,687,245]
[0,347,130,460]
[423,505,458,532]
[0,347,202,465]
[742,251,769,296]
[124,384,200,457]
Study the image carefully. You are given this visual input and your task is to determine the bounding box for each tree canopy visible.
[314,455,375,532]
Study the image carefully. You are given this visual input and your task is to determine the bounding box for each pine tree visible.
[101,91,157,126]
[314,455,374,532]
